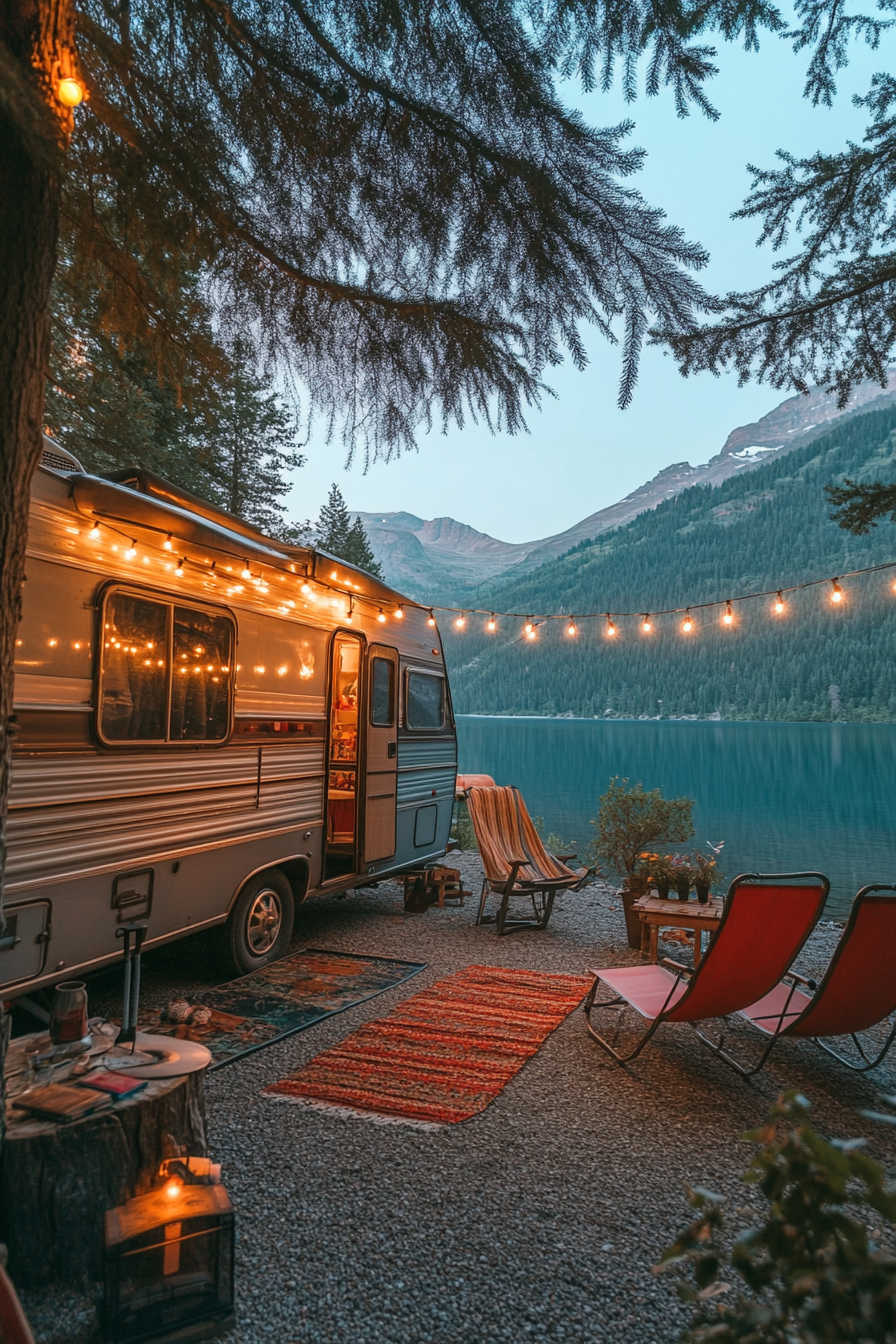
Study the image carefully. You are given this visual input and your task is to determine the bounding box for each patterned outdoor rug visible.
[263,964,592,1126]
[139,948,427,1069]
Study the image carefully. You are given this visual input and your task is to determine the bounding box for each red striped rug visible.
[263,964,592,1126]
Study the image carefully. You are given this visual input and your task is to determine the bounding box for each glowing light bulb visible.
[486,615,496,632]
[377,608,386,623]
[682,611,693,634]
[831,578,843,603]
[175,558,185,577]
[566,620,577,637]
[395,605,404,620]
[774,591,785,614]
[605,616,616,638]
[427,610,437,627]
[524,619,534,635]
[331,570,338,580]
[125,540,137,560]
[57,77,84,108]
[526,625,537,640]
[301,581,311,595]
[722,601,734,626]
[165,1179,182,1200]
[89,523,101,540]
[241,560,251,579]
[163,533,173,551]
[641,615,652,634]
[455,615,466,629]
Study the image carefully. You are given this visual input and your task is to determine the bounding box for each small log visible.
[0,1069,207,1287]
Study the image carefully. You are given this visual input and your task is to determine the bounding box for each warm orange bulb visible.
[831,579,843,603]
[58,77,84,108]
[567,620,577,637]
[526,627,537,640]
[524,619,534,635]
[455,615,466,629]
[377,608,386,623]
[125,541,137,560]
[175,558,185,577]
[89,523,101,540]
[774,592,785,614]
[486,615,496,632]
[682,611,693,634]
[722,601,734,626]
[163,534,173,551]
[427,611,437,627]
[641,616,652,634]
[301,581,311,595]
[605,616,616,638]
[164,1179,182,1200]
[395,605,404,619]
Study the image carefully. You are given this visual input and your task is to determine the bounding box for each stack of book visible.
[15,1072,148,1123]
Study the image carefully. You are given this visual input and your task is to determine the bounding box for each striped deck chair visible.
[465,785,594,934]
[720,884,896,1075]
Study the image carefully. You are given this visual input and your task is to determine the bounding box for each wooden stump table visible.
[1,1032,208,1288]
[634,895,724,968]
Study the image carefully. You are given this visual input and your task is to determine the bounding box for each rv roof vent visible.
[40,439,84,474]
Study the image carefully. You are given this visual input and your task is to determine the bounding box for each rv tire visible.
[218,869,295,976]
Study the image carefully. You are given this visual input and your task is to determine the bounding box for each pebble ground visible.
[19,856,896,1343]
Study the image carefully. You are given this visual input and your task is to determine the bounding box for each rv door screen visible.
[99,589,234,743]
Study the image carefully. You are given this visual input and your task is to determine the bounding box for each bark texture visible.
[0,0,75,1147]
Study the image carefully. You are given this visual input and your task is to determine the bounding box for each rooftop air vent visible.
[40,437,84,474]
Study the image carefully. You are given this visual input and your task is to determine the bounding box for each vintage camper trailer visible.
[1,441,457,996]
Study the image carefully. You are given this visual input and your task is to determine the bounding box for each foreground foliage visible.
[659,1092,896,1343]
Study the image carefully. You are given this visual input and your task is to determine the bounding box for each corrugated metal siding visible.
[396,767,457,807]
[9,742,324,809]
[397,738,457,771]
[6,775,323,885]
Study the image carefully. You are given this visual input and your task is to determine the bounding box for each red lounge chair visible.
[584,872,830,1064]
[719,884,896,1075]
[465,785,594,934]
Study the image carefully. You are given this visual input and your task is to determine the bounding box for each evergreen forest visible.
[443,404,896,722]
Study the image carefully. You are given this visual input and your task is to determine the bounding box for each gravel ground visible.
[19,856,896,1344]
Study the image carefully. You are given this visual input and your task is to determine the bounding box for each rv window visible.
[169,607,233,741]
[100,595,169,741]
[370,658,394,727]
[100,590,234,744]
[406,671,444,731]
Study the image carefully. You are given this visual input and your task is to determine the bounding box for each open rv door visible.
[364,644,398,862]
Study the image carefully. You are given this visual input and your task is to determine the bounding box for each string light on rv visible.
[427,610,437,627]
[125,540,137,560]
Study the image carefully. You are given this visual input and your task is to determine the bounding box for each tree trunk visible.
[0,0,75,1150]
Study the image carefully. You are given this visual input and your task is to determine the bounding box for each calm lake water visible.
[456,717,896,919]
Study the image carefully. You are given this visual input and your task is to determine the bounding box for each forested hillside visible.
[444,405,896,721]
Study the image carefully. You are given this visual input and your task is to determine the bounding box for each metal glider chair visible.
[465,785,595,934]
[584,872,830,1064]
[718,884,896,1076]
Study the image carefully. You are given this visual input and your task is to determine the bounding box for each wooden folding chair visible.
[465,785,594,934]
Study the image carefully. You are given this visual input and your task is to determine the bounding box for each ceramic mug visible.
[49,981,88,1044]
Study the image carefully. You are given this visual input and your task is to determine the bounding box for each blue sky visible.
[290,26,891,544]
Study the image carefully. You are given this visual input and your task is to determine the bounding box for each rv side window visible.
[405,670,445,731]
[370,657,394,727]
[100,590,234,744]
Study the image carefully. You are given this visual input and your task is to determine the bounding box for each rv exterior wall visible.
[3,466,456,994]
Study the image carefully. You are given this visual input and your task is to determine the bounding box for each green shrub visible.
[587,776,694,878]
[658,1090,896,1342]
[450,797,477,851]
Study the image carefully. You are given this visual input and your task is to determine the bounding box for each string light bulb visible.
[641,615,652,634]
[605,615,617,638]
[455,614,466,629]
[566,618,578,637]
[682,610,693,634]
[524,618,534,635]
[125,540,137,560]
[526,623,537,641]
[830,578,843,603]
[163,533,173,551]
[774,591,785,614]
[301,580,311,595]
[346,597,354,623]
[241,560,251,580]
[175,558,185,577]
[722,601,734,626]
[427,610,437,627]
[88,522,100,540]
[377,608,386,623]
[395,604,404,620]
[486,614,497,632]
[57,77,85,108]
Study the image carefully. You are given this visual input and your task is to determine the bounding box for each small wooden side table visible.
[635,895,724,967]
[402,865,470,910]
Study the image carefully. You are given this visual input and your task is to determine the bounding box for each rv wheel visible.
[219,870,295,976]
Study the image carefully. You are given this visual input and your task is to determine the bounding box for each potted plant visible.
[645,853,679,901]
[670,855,694,901]
[691,842,725,904]
[587,778,695,948]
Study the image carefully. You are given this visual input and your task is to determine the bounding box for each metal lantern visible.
[104,1179,234,1343]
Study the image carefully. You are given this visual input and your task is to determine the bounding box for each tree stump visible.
[1,1068,207,1287]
